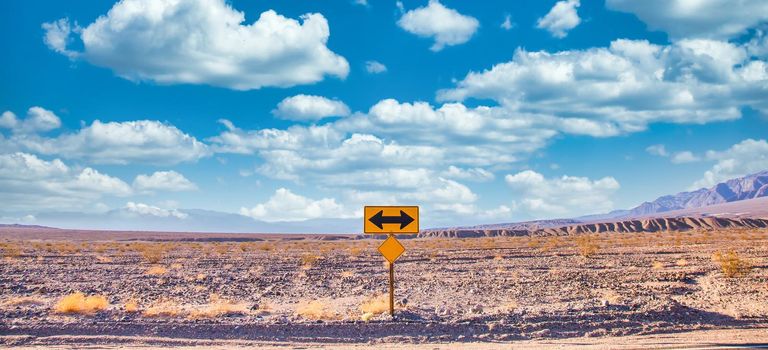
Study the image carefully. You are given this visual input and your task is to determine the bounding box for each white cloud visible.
[606,0,768,40]
[365,60,388,74]
[133,171,197,192]
[0,152,131,210]
[505,170,620,218]
[3,119,210,165]
[124,202,187,219]
[501,15,514,30]
[441,165,494,182]
[397,0,479,51]
[537,0,581,38]
[240,188,348,222]
[0,107,61,134]
[670,151,700,164]
[42,18,79,59]
[646,144,668,157]
[272,95,350,121]
[43,0,348,90]
[692,139,768,189]
[438,38,768,133]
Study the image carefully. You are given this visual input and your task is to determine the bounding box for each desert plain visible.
[1,226,767,349]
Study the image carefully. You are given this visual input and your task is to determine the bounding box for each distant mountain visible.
[0,208,359,234]
[623,170,768,218]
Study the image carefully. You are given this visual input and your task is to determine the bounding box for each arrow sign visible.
[363,206,419,234]
[369,210,414,230]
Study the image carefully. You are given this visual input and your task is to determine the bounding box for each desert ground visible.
[1,227,767,348]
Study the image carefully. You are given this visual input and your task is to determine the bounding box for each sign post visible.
[364,206,419,317]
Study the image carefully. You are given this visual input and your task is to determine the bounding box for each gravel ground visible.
[1,228,767,346]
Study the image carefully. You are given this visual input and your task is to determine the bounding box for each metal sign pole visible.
[388,233,395,317]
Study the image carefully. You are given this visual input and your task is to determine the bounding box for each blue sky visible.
[1,0,767,230]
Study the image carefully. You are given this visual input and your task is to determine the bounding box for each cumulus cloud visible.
[646,144,668,157]
[501,15,514,30]
[42,0,349,90]
[441,165,494,182]
[670,151,700,164]
[537,0,581,38]
[505,170,620,218]
[692,139,768,189]
[240,188,348,222]
[133,171,197,192]
[0,107,61,134]
[272,95,350,121]
[2,118,210,165]
[0,152,131,210]
[606,0,768,40]
[438,38,768,133]
[397,0,479,51]
[124,202,187,219]
[365,60,388,74]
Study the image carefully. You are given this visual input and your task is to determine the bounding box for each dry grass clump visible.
[2,295,46,308]
[574,235,599,258]
[188,294,249,319]
[143,300,183,318]
[301,254,319,269]
[295,299,337,320]
[53,292,109,314]
[145,265,168,275]
[0,242,22,258]
[676,258,689,267]
[133,243,167,264]
[712,250,752,278]
[124,299,140,313]
[360,294,389,321]
[652,261,665,270]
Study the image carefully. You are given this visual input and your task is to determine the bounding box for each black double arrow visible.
[368,210,414,229]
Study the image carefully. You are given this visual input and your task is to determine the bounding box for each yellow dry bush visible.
[145,265,168,275]
[134,243,166,264]
[2,296,46,307]
[574,235,599,258]
[143,300,184,318]
[124,299,139,313]
[295,299,336,320]
[0,243,21,258]
[676,258,688,267]
[712,250,752,278]
[301,254,319,268]
[53,292,109,314]
[652,261,665,270]
[360,294,389,320]
[188,294,249,319]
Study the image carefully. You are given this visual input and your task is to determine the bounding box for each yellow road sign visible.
[364,206,419,234]
[378,235,405,263]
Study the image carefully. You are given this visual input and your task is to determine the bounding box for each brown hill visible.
[419,217,768,238]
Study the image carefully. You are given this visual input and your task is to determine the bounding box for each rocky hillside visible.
[625,170,768,217]
[419,217,768,238]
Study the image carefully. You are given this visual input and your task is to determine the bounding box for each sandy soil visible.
[1,228,767,347]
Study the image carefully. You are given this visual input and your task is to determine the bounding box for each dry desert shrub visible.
[96,255,113,263]
[295,299,337,320]
[301,254,319,269]
[712,250,752,278]
[340,270,354,278]
[213,243,230,255]
[145,265,168,275]
[124,299,139,313]
[133,243,166,263]
[53,292,109,314]
[0,243,21,258]
[360,294,389,321]
[169,262,183,270]
[676,258,689,267]
[143,300,183,318]
[2,295,46,308]
[188,294,249,319]
[574,235,600,258]
[539,236,561,253]
[652,261,665,270]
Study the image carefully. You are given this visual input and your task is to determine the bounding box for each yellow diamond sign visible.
[378,235,405,263]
